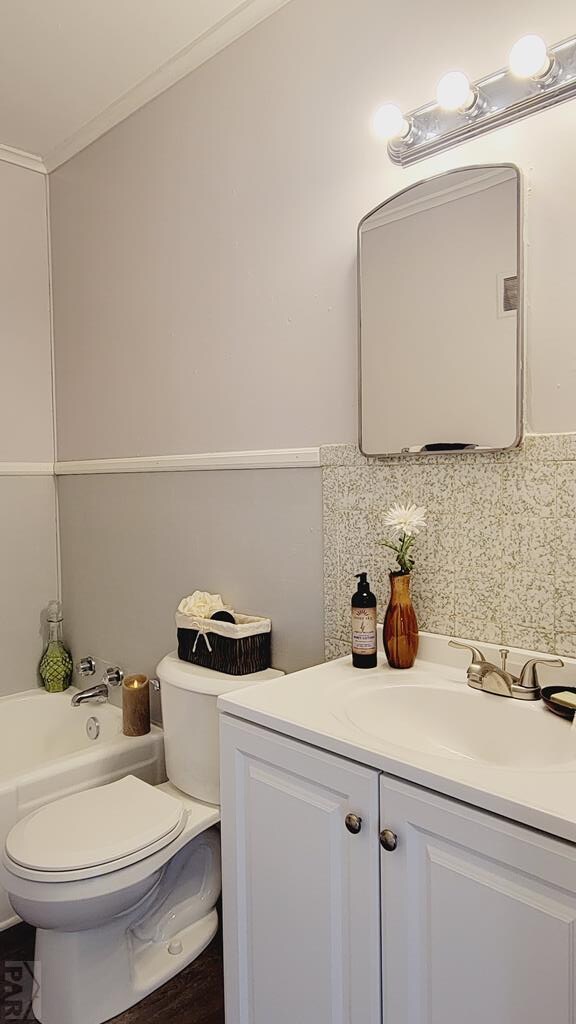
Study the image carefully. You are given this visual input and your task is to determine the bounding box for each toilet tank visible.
[156,653,284,805]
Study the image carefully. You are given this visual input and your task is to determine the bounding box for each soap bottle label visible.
[352,607,377,654]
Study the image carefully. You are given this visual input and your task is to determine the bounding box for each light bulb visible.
[436,71,476,111]
[371,104,410,141]
[509,34,551,79]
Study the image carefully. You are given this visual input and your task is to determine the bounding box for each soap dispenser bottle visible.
[351,573,377,668]
[39,601,73,693]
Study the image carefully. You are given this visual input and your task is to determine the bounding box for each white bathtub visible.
[0,686,165,930]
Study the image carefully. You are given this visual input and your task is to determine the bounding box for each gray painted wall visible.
[58,469,324,707]
[0,162,58,695]
[0,162,53,462]
[0,477,58,695]
[49,0,576,460]
[48,0,576,692]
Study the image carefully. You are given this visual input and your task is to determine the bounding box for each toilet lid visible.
[6,776,185,874]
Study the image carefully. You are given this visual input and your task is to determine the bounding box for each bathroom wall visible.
[323,436,576,661]
[49,0,576,455]
[48,0,576,678]
[0,161,58,693]
[57,469,324,696]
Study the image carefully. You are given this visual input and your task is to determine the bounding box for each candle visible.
[122,675,150,736]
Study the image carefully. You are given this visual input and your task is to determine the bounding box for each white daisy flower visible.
[383,503,427,538]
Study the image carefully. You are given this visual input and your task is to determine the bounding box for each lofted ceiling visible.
[0,0,291,172]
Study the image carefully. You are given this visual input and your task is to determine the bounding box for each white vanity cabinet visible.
[220,716,382,1024]
[380,775,576,1024]
[221,715,576,1024]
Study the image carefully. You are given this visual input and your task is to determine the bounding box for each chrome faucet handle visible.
[104,666,124,687]
[77,656,96,677]
[518,657,564,690]
[448,640,486,664]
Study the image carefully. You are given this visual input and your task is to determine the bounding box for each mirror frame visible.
[357,163,524,458]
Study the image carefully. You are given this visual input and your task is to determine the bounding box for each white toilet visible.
[1,653,282,1024]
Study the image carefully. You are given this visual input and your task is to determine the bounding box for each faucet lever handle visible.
[448,640,486,664]
[518,657,564,690]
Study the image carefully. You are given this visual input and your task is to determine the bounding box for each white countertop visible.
[218,639,576,845]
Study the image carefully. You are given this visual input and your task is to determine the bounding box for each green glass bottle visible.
[39,601,73,693]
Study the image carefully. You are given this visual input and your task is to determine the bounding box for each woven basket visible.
[176,612,271,676]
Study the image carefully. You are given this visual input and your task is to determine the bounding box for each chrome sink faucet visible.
[448,641,564,700]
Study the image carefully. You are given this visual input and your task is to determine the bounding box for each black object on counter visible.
[541,685,576,721]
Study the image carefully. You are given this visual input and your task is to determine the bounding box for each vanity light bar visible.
[382,33,576,166]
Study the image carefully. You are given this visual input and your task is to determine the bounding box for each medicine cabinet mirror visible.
[358,164,523,456]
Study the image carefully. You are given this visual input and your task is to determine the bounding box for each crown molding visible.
[55,448,321,475]
[43,0,293,172]
[0,144,46,175]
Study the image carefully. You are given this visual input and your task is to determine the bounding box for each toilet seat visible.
[5,776,187,883]
[1,785,220,923]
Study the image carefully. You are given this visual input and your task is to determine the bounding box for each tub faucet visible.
[71,683,109,706]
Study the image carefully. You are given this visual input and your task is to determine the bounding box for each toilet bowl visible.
[1,654,283,1024]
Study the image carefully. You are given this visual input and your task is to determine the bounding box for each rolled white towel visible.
[177,591,234,619]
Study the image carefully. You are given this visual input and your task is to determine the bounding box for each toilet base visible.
[33,909,219,1024]
[28,827,222,1024]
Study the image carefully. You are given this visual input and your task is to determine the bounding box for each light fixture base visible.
[388,33,576,166]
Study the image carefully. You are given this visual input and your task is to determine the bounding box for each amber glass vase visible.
[383,572,419,669]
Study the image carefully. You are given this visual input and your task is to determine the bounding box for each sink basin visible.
[342,684,576,769]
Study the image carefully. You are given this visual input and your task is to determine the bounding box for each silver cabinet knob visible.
[345,813,362,834]
[380,828,398,852]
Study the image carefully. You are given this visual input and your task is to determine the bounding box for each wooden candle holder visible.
[122,675,150,736]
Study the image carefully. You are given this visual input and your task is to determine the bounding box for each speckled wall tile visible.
[501,514,554,575]
[557,463,576,518]
[325,637,351,661]
[321,434,576,660]
[501,464,556,517]
[555,633,576,658]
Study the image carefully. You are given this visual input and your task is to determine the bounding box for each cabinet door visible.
[221,716,381,1024]
[380,775,576,1024]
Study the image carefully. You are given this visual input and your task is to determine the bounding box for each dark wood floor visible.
[0,922,225,1023]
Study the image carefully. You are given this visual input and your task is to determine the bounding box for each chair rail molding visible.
[0,463,54,476]
[54,448,321,475]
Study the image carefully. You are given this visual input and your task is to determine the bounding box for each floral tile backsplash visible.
[322,434,576,660]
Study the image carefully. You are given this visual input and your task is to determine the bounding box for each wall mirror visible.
[358,164,523,456]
